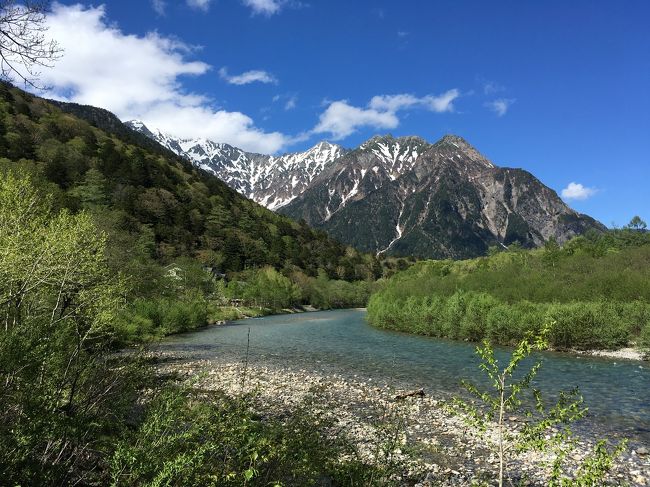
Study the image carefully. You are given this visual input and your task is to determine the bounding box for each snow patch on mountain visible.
[125,120,346,210]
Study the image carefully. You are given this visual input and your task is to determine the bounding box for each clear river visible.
[158,309,650,447]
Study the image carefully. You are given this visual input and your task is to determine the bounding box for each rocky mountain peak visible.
[126,121,347,210]
[125,119,603,260]
[431,134,494,169]
[360,133,395,146]
[299,140,345,161]
[437,134,470,146]
[354,134,431,180]
[280,134,603,259]
[359,134,428,149]
[125,119,154,138]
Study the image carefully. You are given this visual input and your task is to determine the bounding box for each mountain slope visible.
[280,134,605,259]
[125,121,346,210]
[0,82,381,280]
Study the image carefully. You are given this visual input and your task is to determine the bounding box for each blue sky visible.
[39,1,649,227]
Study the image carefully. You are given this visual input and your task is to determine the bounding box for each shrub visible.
[460,293,499,342]
[110,386,382,487]
[115,293,209,343]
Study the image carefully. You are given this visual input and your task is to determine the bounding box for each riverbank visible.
[573,347,648,361]
[154,351,649,486]
[207,303,321,325]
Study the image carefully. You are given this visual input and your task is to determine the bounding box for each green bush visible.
[368,290,649,350]
[0,172,142,485]
[115,293,209,343]
[638,320,650,350]
[110,386,382,487]
[546,302,633,350]
[460,293,499,342]
[368,234,650,349]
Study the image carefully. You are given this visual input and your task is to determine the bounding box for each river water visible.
[158,309,650,446]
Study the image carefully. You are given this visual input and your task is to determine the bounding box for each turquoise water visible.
[159,309,650,445]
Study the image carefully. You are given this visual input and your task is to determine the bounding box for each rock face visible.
[125,120,346,210]
[279,134,605,259]
[127,120,604,259]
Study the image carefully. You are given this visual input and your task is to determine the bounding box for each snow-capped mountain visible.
[125,120,604,259]
[280,134,605,259]
[125,120,346,210]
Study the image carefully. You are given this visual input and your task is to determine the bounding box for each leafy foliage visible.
[0,164,389,486]
[368,231,650,349]
[110,386,384,487]
[0,171,142,484]
[451,329,625,486]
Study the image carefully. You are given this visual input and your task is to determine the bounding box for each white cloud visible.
[368,94,418,112]
[219,67,277,85]
[242,0,282,16]
[187,0,212,11]
[284,95,297,110]
[39,4,288,154]
[241,0,305,16]
[143,103,288,152]
[314,90,460,139]
[152,0,166,15]
[561,182,597,201]
[425,89,460,112]
[486,98,515,117]
[271,93,297,110]
[369,91,459,113]
[313,101,399,139]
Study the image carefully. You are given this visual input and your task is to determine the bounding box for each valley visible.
[0,1,647,484]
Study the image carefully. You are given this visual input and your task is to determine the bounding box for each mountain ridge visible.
[0,82,382,280]
[279,133,605,259]
[125,120,346,210]
[126,121,605,259]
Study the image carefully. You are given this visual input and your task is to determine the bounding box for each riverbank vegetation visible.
[451,328,625,487]
[0,82,399,484]
[368,229,650,350]
[0,171,394,485]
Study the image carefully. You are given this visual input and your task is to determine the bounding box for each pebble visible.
[151,350,650,487]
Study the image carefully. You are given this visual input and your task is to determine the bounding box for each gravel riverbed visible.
[154,351,650,486]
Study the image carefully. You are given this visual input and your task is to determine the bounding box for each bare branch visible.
[0,0,62,89]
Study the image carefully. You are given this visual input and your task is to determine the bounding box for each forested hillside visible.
[368,229,650,350]
[1,82,380,278]
[0,82,389,338]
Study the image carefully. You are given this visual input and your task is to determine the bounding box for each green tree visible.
[69,167,108,208]
[627,215,647,231]
[0,171,133,484]
[205,201,230,235]
[451,327,625,486]
[542,236,561,268]
[243,266,301,309]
